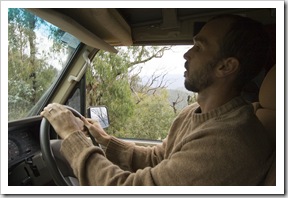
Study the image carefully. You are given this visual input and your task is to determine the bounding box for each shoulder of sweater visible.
[180,102,199,114]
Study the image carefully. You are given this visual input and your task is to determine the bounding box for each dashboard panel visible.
[8,116,56,185]
[8,127,40,169]
[8,116,43,169]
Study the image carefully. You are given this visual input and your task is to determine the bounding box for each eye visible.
[192,44,200,51]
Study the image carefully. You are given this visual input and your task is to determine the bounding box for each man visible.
[41,14,274,185]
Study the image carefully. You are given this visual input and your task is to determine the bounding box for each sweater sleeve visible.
[60,128,273,186]
[60,130,229,186]
[60,130,228,186]
[60,131,167,185]
[105,136,166,171]
[103,105,194,172]
[61,131,223,186]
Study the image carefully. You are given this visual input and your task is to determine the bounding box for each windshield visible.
[8,8,80,121]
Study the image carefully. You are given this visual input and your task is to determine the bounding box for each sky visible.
[139,45,191,76]
[136,45,191,90]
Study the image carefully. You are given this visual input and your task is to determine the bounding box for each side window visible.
[66,88,81,113]
[65,77,87,115]
[8,8,80,121]
[86,46,196,141]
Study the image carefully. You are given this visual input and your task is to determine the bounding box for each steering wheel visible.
[40,106,97,186]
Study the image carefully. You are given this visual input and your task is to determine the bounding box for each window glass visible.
[87,45,197,140]
[66,88,81,113]
[8,8,80,121]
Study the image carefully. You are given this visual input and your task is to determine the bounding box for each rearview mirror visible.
[87,106,110,128]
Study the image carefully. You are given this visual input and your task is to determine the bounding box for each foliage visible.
[86,49,135,135]
[86,46,177,139]
[119,89,175,140]
[8,8,68,120]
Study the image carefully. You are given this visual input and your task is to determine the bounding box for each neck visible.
[196,85,240,113]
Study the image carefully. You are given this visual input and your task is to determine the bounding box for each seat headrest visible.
[259,65,276,110]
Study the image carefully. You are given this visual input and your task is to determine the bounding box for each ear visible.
[215,57,239,78]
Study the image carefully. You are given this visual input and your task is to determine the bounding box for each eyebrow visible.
[193,36,208,45]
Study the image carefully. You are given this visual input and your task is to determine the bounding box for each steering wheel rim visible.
[40,106,83,186]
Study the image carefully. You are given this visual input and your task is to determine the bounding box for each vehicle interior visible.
[6,6,279,189]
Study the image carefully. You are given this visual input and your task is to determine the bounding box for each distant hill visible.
[139,73,196,111]
[167,89,195,111]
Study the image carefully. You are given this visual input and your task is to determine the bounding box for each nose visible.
[183,48,192,60]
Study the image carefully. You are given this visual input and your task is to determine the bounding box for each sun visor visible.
[27,8,119,53]
[77,8,133,46]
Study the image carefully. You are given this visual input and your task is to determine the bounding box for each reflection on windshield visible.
[8,8,80,121]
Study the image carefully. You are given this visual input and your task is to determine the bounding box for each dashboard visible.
[8,126,40,169]
[8,116,55,185]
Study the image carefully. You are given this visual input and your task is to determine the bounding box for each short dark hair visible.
[211,14,270,89]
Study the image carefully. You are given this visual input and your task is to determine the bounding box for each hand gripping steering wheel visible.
[40,106,98,186]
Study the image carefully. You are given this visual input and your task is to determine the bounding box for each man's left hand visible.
[40,103,84,139]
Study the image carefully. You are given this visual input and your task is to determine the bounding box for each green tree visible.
[86,46,173,138]
[121,89,175,140]
[8,8,68,120]
[86,49,135,135]
[9,8,39,104]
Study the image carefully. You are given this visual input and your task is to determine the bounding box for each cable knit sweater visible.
[61,96,274,185]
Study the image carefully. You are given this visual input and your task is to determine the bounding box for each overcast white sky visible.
[134,45,191,90]
[138,45,191,76]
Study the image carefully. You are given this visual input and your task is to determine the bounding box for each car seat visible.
[253,65,276,185]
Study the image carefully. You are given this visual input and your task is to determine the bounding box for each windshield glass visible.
[8,8,80,121]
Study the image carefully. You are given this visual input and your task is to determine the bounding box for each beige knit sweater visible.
[61,96,274,185]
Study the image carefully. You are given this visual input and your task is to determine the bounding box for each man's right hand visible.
[81,117,111,147]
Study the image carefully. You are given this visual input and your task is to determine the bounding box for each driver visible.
[41,14,274,185]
